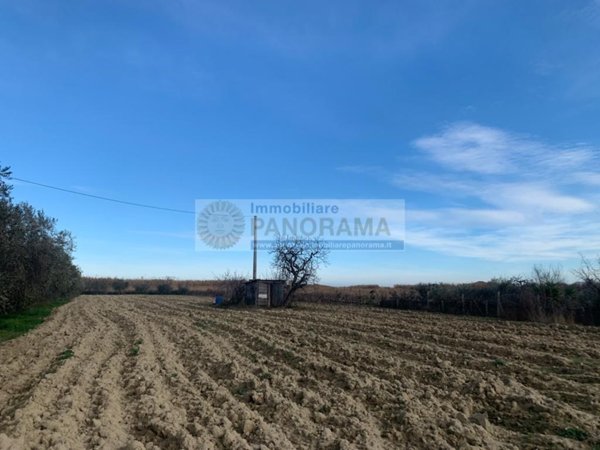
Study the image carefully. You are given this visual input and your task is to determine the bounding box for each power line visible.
[10,176,195,215]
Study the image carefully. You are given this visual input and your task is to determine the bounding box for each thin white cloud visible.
[574,171,600,186]
[542,147,596,169]
[413,122,523,174]
[388,122,600,261]
[392,172,475,195]
[409,218,600,261]
[481,183,595,214]
[409,208,528,228]
[412,122,599,178]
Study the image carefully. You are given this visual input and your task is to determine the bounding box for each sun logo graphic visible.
[196,201,245,249]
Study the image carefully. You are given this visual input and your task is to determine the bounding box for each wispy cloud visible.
[408,208,528,228]
[385,122,600,261]
[414,122,522,174]
[479,183,594,214]
[409,219,600,261]
[393,172,474,195]
[574,171,600,186]
[412,122,597,176]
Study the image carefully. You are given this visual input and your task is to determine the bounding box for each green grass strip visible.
[0,300,70,343]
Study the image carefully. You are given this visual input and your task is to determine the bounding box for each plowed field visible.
[1,295,599,449]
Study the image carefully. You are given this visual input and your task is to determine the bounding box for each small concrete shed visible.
[244,279,286,307]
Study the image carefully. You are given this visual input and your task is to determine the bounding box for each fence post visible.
[497,291,502,317]
[426,290,430,310]
[461,293,465,314]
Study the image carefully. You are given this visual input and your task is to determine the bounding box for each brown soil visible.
[1,295,599,449]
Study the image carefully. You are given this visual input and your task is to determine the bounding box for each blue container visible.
[215,295,224,305]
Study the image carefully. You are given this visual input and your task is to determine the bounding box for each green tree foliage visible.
[0,166,81,314]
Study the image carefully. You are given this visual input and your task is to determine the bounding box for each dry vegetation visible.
[296,279,600,326]
[81,277,223,296]
[1,295,599,449]
[82,265,600,326]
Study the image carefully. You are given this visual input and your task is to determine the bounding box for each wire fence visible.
[295,282,600,326]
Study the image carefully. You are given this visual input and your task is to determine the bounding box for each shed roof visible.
[245,279,286,284]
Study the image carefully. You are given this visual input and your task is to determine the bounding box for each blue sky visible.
[2,0,599,285]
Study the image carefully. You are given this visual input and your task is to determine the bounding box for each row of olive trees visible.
[0,166,81,314]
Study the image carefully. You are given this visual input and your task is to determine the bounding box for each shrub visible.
[112,279,129,293]
[176,285,189,295]
[216,271,247,306]
[134,283,150,294]
[156,283,172,294]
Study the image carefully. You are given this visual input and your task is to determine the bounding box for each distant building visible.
[244,279,286,307]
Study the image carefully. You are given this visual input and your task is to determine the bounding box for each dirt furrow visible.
[140,300,353,449]
[228,306,600,412]
[1,295,598,450]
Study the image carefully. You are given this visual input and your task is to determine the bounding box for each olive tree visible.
[0,165,81,314]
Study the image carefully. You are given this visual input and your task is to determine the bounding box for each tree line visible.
[0,166,81,314]
[296,263,600,326]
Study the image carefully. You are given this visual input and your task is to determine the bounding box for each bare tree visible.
[532,264,563,286]
[574,255,600,290]
[216,270,247,305]
[531,264,567,319]
[574,255,600,323]
[269,236,329,307]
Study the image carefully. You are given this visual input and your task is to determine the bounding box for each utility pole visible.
[252,215,258,280]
